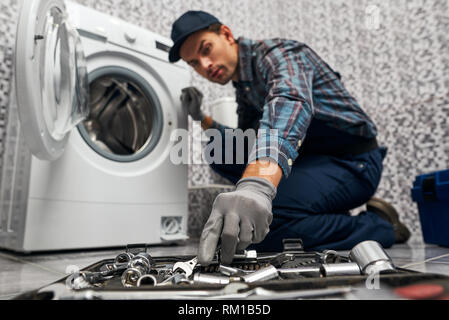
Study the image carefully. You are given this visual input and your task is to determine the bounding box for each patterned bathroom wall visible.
[0,0,18,177]
[0,0,31,243]
[274,0,449,241]
[1,0,448,240]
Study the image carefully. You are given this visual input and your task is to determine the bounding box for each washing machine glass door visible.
[15,0,88,160]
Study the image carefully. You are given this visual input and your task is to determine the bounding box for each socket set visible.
[15,239,449,300]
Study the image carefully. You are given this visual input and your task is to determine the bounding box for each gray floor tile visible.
[392,256,449,275]
[386,243,445,259]
[0,241,199,298]
[0,293,21,300]
[3,242,199,278]
[0,252,64,298]
[423,263,449,275]
[431,252,449,263]
[405,263,449,275]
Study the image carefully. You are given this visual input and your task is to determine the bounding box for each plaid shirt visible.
[212,37,377,178]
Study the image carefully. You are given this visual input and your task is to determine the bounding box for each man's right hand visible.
[180,87,205,122]
[198,177,277,266]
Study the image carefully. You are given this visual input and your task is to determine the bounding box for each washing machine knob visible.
[124,32,137,44]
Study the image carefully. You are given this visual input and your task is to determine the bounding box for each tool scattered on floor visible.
[22,238,449,300]
[66,239,403,291]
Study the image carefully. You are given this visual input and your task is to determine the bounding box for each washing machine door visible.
[15,0,88,161]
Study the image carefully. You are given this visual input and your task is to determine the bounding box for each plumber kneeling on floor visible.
[168,10,410,265]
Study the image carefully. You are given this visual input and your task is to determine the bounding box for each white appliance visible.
[0,0,190,252]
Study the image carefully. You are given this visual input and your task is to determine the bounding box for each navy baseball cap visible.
[169,10,221,63]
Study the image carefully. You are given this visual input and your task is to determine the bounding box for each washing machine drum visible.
[14,0,163,162]
[78,69,163,162]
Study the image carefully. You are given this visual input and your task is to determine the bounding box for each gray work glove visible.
[180,87,206,122]
[198,177,277,265]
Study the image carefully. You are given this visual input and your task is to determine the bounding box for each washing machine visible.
[0,0,190,252]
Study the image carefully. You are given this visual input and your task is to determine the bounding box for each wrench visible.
[172,257,198,278]
[218,265,253,276]
[318,250,341,264]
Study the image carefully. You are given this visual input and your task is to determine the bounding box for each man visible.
[169,11,410,266]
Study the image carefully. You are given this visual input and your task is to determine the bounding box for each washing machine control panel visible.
[66,1,176,64]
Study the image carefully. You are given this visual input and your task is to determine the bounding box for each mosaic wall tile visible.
[188,185,235,239]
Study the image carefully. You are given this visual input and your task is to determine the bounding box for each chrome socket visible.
[121,252,154,287]
[114,252,135,264]
[241,265,279,283]
[136,274,157,287]
[193,273,233,285]
[121,267,144,287]
[349,240,395,275]
[278,266,322,278]
[320,263,361,277]
[128,252,153,270]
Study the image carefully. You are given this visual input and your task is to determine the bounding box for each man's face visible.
[179,26,239,85]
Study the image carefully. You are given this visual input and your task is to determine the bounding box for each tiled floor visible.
[0,239,448,300]
[0,241,199,300]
